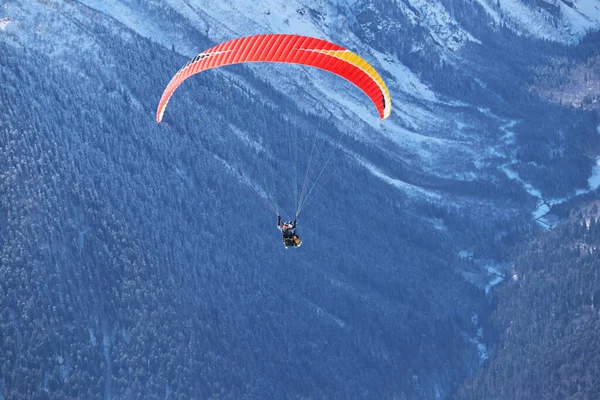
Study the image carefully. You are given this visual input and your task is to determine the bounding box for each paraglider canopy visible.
[156,34,392,122]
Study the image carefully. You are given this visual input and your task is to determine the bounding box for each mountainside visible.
[0,0,599,399]
[71,0,600,221]
[456,201,600,400]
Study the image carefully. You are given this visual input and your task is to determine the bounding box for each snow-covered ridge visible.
[477,0,600,43]
[354,155,442,199]
[401,0,482,48]
[3,0,598,230]
[0,0,479,174]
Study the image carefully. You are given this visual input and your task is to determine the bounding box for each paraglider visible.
[156,34,392,248]
[277,216,302,249]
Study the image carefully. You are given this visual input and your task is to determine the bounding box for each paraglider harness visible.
[277,216,302,248]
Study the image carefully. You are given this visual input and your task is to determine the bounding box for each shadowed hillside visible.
[457,200,600,400]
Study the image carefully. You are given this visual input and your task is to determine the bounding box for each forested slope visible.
[457,200,600,399]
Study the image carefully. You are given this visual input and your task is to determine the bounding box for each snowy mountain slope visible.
[64,0,508,185]
[1,0,599,399]
[0,5,489,399]
[2,0,597,283]
[493,0,600,42]
[0,0,450,202]
[4,0,595,206]
[3,0,597,269]
[71,0,599,187]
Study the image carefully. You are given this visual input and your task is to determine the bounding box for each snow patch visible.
[590,156,600,190]
[0,18,14,30]
[316,306,346,328]
[500,164,542,198]
[532,200,551,220]
[355,156,442,199]
[471,313,489,365]
[430,217,447,231]
[228,124,265,153]
[434,383,442,400]
[371,51,438,103]
[476,329,489,363]
[44,373,49,392]
[472,0,502,24]
[402,0,482,48]
[485,265,505,295]
[78,229,85,250]
[500,120,518,144]
[57,354,70,381]
[89,328,97,346]
[496,0,600,43]
[560,0,600,40]
[459,250,474,259]
[498,162,560,228]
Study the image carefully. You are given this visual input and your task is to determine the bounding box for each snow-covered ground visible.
[5,0,597,200]
[398,0,482,48]
[3,0,597,232]
[588,125,600,190]
[476,0,600,43]
[354,155,443,200]
[471,313,489,365]
[0,17,13,30]
[589,156,600,191]
[491,119,600,229]
[485,265,505,295]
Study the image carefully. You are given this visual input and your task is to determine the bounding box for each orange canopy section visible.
[156,34,392,122]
